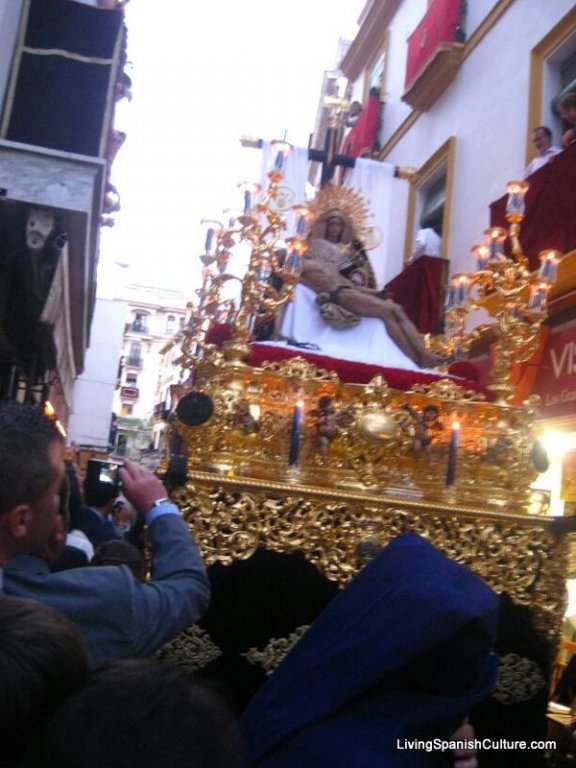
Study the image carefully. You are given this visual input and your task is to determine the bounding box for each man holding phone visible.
[0,400,210,666]
[81,459,124,547]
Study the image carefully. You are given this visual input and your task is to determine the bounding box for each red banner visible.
[385,256,445,334]
[532,320,576,419]
[340,97,380,158]
[405,0,462,89]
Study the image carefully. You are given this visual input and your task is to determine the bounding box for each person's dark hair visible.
[420,215,442,236]
[532,125,552,139]
[35,659,246,768]
[559,91,576,111]
[0,401,62,517]
[0,595,89,767]
[92,539,145,580]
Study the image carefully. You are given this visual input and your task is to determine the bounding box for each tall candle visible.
[505,181,528,217]
[285,247,302,275]
[258,258,272,282]
[445,421,460,486]
[204,227,214,254]
[288,400,303,468]
[451,276,469,308]
[474,244,489,271]
[538,250,560,282]
[528,283,547,310]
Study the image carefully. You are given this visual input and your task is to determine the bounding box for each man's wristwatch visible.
[151,497,171,507]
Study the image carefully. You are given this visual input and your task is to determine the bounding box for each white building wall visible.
[68,297,126,447]
[358,0,576,286]
[379,1,426,139]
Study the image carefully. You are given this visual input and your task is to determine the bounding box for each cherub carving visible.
[234,400,260,434]
[311,395,353,461]
[401,404,443,458]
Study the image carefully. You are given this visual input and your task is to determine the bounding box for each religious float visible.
[154,144,572,717]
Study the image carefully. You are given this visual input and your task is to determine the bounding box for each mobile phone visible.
[85,459,123,496]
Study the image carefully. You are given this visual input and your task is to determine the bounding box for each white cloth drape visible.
[259,141,309,239]
[343,158,395,289]
[277,284,427,371]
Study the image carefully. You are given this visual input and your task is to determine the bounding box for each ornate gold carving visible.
[491,653,547,705]
[172,354,548,513]
[242,625,311,675]
[150,624,222,673]
[174,473,567,643]
[410,377,487,402]
[163,312,569,656]
[261,356,340,383]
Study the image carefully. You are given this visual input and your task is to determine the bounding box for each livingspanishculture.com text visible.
[397,738,556,753]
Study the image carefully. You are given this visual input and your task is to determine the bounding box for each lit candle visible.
[445,421,460,487]
[484,227,507,260]
[216,251,229,274]
[472,243,490,271]
[288,400,303,468]
[538,249,560,283]
[528,282,548,310]
[451,275,469,308]
[204,227,214,254]
[270,140,291,176]
[292,205,310,237]
[505,180,529,217]
[285,247,302,275]
[284,237,304,275]
[258,258,272,282]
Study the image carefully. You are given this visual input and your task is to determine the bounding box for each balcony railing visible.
[120,386,139,400]
[402,0,465,112]
[152,402,169,420]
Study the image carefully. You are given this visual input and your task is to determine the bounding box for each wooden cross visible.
[240,133,356,188]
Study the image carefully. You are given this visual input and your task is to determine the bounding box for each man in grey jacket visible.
[0,400,210,666]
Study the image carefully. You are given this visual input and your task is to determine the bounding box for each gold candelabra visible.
[182,141,310,366]
[442,180,559,402]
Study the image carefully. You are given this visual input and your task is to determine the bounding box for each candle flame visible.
[54,419,67,437]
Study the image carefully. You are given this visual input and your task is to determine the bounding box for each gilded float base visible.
[172,470,569,644]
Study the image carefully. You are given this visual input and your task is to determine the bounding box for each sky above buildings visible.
[98,1,365,297]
